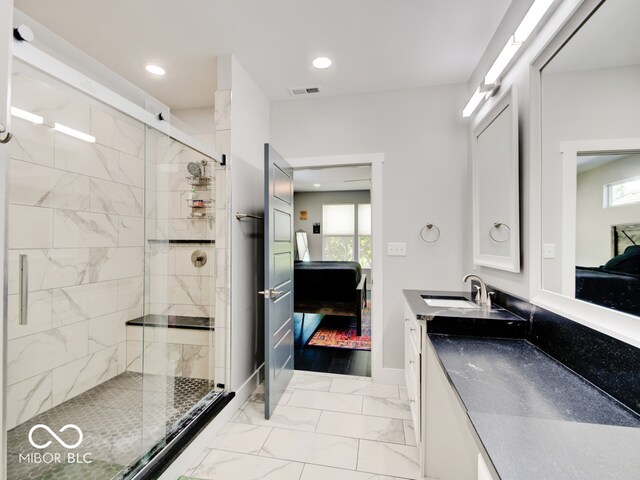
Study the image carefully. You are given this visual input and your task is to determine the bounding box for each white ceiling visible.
[15,0,512,109]
[294,166,371,192]
[545,0,640,74]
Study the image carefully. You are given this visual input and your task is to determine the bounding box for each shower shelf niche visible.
[186,175,212,186]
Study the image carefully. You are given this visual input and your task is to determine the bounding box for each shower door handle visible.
[19,254,28,325]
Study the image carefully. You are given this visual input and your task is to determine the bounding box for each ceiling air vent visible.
[289,86,322,97]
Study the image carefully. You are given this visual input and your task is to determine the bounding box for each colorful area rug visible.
[306,301,371,351]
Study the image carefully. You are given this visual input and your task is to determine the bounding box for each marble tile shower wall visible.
[6,72,145,429]
[145,134,216,319]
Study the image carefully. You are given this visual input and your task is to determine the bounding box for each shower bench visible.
[126,315,215,380]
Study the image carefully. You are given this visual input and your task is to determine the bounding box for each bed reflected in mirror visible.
[575,152,640,316]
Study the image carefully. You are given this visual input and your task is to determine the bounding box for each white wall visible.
[576,154,640,266]
[293,190,371,261]
[271,85,469,370]
[228,56,270,390]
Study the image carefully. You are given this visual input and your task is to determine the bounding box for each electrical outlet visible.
[542,244,555,259]
[388,242,407,256]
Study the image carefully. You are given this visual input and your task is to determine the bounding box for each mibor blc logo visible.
[19,424,93,465]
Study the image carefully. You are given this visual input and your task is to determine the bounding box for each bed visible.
[294,261,367,336]
[575,224,640,316]
[575,266,640,316]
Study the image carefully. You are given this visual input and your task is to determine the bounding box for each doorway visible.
[291,164,374,377]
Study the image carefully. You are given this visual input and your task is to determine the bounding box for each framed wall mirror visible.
[538,0,640,331]
[472,86,520,272]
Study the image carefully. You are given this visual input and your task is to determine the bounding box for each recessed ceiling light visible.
[313,183,321,187]
[145,64,166,76]
[312,57,332,69]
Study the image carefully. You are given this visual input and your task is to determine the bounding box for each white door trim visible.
[288,153,387,383]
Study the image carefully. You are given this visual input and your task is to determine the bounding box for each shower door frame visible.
[0,2,13,478]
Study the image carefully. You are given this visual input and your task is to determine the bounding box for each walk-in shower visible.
[4,50,230,479]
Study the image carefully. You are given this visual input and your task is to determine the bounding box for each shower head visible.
[187,162,202,177]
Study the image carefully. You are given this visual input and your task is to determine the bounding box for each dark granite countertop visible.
[403,289,527,338]
[430,335,640,480]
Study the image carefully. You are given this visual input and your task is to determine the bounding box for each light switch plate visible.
[388,242,407,256]
[542,244,555,259]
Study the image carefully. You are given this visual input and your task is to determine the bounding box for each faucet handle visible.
[487,291,495,308]
[473,285,482,304]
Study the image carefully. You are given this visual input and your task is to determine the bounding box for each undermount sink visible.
[422,296,479,309]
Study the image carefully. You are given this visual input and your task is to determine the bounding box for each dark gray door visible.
[262,144,294,419]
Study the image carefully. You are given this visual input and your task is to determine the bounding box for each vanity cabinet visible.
[404,301,498,480]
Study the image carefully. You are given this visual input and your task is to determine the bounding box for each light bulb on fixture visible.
[145,64,166,76]
[313,183,321,187]
[312,57,332,69]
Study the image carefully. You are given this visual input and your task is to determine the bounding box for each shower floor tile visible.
[6,372,216,480]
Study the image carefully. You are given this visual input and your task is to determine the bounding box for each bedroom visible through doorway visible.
[292,165,372,376]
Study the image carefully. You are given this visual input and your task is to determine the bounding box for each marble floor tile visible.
[362,397,412,420]
[403,420,417,447]
[357,440,420,479]
[301,464,404,480]
[288,389,363,414]
[260,429,359,470]
[209,423,272,455]
[288,372,333,391]
[234,401,321,432]
[330,379,399,399]
[315,411,405,444]
[192,449,304,480]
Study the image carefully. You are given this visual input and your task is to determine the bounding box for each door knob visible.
[258,289,284,299]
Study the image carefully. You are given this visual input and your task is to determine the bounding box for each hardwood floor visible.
[293,312,372,377]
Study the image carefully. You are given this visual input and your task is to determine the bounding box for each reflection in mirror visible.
[472,87,520,272]
[541,0,640,316]
[295,230,311,262]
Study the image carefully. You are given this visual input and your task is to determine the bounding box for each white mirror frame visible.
[530,0,640,349]
[472,85,520,272]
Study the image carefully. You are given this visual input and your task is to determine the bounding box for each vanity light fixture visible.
[53,122,96,143]
[145,64,166,76]
[462,88,486,118]
[10,106,43,124]
[463,0,555,117]
[312,57,332,69]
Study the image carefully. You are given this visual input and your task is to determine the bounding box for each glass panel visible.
[359,236,372,269]
[323,235,355,261]
[5,63,146,479]
[141,131,219,457]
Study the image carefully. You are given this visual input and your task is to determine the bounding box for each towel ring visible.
[420,223,440,243]
[489,222,511,243]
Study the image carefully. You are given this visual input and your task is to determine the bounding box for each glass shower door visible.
[5,62,148,479]
[140,127,219,458]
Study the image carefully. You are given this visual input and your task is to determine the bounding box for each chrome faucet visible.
[463,274,492,309]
